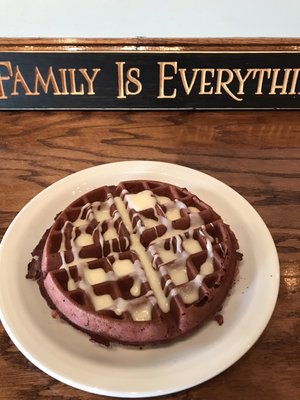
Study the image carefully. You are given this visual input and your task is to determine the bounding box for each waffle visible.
[27,180,242,346]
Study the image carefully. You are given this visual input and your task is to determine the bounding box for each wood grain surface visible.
[0,110,299,400]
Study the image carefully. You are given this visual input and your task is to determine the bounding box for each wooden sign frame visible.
[0,38,299,110]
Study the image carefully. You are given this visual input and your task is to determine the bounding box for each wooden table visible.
[0,110,299,400]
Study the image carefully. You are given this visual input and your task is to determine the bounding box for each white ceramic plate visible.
[0,161,279,398]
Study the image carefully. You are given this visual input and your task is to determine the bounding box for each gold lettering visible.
[125,67,142,96]
[179,68,200,95]
[234,68,255,95]
[69,68,84,95]
[116,62,142,98]
[116,62,126,99]
[58,68,69,95]
[157,62,177,99]
[252,69,271,94]
[289,68,300,95]
[0,61,12,99]
[215,69,242,101]
[33,66,61,95]
[199,69,215,95]
[79,68,101,95]
[269,68,292,95]
[11,65,33,96]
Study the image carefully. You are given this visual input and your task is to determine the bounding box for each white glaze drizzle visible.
[115,194,170,313]
[58,188,216,315]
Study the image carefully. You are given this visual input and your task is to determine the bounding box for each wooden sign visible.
[0,38,299,110]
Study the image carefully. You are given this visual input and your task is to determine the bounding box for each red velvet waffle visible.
[27,180,242,345]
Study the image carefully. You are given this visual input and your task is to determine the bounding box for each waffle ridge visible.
[28,179,241,345]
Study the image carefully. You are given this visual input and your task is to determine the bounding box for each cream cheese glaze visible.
[56,189,216,320]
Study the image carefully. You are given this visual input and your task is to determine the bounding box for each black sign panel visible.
[0,51,299,109]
